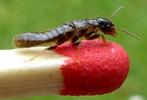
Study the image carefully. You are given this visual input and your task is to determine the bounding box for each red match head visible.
[54,39,130,95]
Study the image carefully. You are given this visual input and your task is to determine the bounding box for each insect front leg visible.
[96,32,106,42]
[85,33,100,40]
[101,34,106,42]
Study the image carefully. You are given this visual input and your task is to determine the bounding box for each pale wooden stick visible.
[0,47,68,98]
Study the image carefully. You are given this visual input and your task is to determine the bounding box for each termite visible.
[14,6,141,49]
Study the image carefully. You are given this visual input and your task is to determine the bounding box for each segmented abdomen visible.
[14,24,73,47]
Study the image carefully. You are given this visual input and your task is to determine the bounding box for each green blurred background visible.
[0,0,146,100]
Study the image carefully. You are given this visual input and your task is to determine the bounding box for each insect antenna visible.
[109,6,124,19]
[116,28,142,40]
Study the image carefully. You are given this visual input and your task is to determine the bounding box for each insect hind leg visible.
[47,45,57,50]
[47,34,67,50]
[71,32,81,46]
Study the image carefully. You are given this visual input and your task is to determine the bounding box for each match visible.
[0,39,129,99]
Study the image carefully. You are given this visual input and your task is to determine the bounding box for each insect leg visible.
[85,32,92,38]
[101,34,106,42]
[71,32,80,46]
[57,34,67,45]
[67,21,81,46]
[85,33,100,40]
[47,45,57,50]
[47,34,67,50]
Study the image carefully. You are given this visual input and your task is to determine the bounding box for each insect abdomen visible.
[14,32,49,47]
[14,25,73,47]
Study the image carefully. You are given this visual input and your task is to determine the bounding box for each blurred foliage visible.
[0,0,146,100]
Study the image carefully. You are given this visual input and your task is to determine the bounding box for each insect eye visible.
[98,21,106,28]
[99,21,105,25]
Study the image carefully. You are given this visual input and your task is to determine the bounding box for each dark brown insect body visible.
[14,17,116,49]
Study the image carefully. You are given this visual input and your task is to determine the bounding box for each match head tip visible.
[54,39,130,95]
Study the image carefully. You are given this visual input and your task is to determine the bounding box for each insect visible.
[14,6,141,50]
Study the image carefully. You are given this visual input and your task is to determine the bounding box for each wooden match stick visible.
[0,40,129,98]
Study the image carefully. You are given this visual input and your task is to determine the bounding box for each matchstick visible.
[0,39,129,99]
